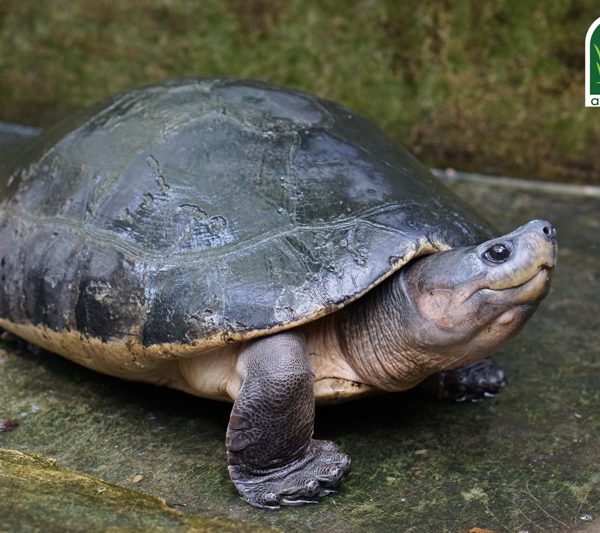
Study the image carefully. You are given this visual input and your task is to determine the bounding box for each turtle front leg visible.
[420,359,507,401]
[226,331,350,509]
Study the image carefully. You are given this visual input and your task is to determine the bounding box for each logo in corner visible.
[586,17,600,107]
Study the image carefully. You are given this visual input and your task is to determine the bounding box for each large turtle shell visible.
[0,78,492,352]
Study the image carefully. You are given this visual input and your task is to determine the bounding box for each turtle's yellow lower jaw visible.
[482,265,553,304]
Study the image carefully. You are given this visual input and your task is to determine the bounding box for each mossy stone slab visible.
[0,448,277,532]
[1,177,599,532]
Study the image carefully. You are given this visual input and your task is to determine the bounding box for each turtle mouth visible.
[482,265,553,304]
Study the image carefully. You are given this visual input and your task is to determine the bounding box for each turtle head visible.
[401,219,557,369]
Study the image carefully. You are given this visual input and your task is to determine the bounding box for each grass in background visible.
[0,0,597,184]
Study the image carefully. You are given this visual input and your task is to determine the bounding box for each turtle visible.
[0,78,557,509]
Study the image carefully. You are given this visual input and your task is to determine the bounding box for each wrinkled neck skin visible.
[337,219,557,392]
[337,271,434,392]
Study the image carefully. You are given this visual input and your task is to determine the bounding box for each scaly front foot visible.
[229,439,350,509]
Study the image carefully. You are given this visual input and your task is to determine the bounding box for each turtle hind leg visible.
[226,331,350,509]
[420,358,506,402]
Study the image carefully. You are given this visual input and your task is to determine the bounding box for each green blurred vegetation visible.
[0,0,598,184]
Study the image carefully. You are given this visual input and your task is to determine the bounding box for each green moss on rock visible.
[0,448,276,532]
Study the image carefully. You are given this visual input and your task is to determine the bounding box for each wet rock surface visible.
[1,176,599,532]
[0,448,276,532]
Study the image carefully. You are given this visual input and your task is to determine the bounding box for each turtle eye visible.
[483,243,511,264]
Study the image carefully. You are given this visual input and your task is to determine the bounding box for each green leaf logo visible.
[588,20,600,97]
[596,42,600,85]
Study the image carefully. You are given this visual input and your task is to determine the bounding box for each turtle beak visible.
[478,219,557,303]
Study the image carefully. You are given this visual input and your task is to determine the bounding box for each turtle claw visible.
[230,439,351,509]
[281,497,319,506]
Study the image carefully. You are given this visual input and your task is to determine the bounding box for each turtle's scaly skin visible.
[0,78,492,355]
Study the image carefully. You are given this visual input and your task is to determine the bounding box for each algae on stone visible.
[0,448,276,532]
